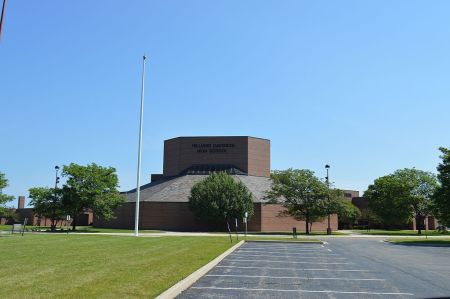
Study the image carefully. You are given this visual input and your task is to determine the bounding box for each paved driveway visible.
[178,240,450,298]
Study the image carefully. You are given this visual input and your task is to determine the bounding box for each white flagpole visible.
[134,54,147,237]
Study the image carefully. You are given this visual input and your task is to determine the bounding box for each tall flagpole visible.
[0,0,7,41]
[134,54,147,237]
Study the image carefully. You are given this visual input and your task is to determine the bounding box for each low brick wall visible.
[94,202,337,232]
[13,208,92,227]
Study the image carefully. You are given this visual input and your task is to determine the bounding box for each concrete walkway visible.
[6,228,449,239]
[37,230,450,239]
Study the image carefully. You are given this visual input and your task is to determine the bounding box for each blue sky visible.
[1,1,449,207]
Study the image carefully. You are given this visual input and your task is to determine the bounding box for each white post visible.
[134,55,147,237]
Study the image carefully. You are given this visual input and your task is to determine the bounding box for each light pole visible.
[54,166,60,189]
[134,54,147,237]
[325,164,331,235]
[53,165,60,232]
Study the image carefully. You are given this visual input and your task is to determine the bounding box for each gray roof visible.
[123,174,272,203]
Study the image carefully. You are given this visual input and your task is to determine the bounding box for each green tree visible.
[358,208,382,229]
[398,169,437,234]
[61,163,125,231]
[0,172,14,217]
[29,187,64,231]
[189,172,254,232]
[336,200,361,229]
[365,168,438,234]
[434,147,450,227]
[266,169,328,234]
[323,189,350,231]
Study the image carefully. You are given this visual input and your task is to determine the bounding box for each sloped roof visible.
[123,174,272,203]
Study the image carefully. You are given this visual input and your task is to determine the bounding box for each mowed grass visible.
[0,224,13,231]
[351,229,448,236]
[0,234,232,298]
[0,224,159,233]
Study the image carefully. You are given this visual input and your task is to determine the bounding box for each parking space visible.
[178,241,414,298]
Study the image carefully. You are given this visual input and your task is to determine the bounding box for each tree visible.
[266,169,328,234]
[365,168,438,234]
[29,187,64,231]
[365,174,410,227]
[336,200,361,229]
[358,208,381,229]
[61,163,125,231]
[398,169,437,234]
[434,147,450,227]
[322,188,349,231]
[189,172,254,232]
[0,172,14,217]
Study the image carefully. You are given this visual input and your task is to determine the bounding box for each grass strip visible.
[386,238,450,246]
[351,229,448,236]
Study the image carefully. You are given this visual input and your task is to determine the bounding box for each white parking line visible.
[232,252,335,255]
[230,254,346,259]
[235,250,336,255]
[241,246,322,249]
[236,248,325,254]
[226,259,351,265]
[206,274,385,281]
[239,247,322,250]
[239,247,323,251]
[216,266,369,271]
[241,245,324,248]
[241,246,322,250]
[190,286,414,296]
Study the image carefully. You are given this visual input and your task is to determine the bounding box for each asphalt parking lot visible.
[178,239,450,299]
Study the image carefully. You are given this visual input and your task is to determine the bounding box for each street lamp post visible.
[53,165,60,232]
[54,166,60,189]
[325,164,331,235]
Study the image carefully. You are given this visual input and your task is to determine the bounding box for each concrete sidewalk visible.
[39,230,450,240]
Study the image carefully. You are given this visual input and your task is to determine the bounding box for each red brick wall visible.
[163,137,270,177]
[94,202,336,232]
[14,208,89,227]
[247,138,270,177]
[260,204,338,232]
[95,202,255,231]
[247,203,261,231]
[410,216,438,230]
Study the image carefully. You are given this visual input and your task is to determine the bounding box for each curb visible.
[155,240,245,299]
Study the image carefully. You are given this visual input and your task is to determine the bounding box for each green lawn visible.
[387,238,450,245]
[0,234,232,298]
[0,224,159,234]
[0,224,14,231]
[351,229,448,236]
